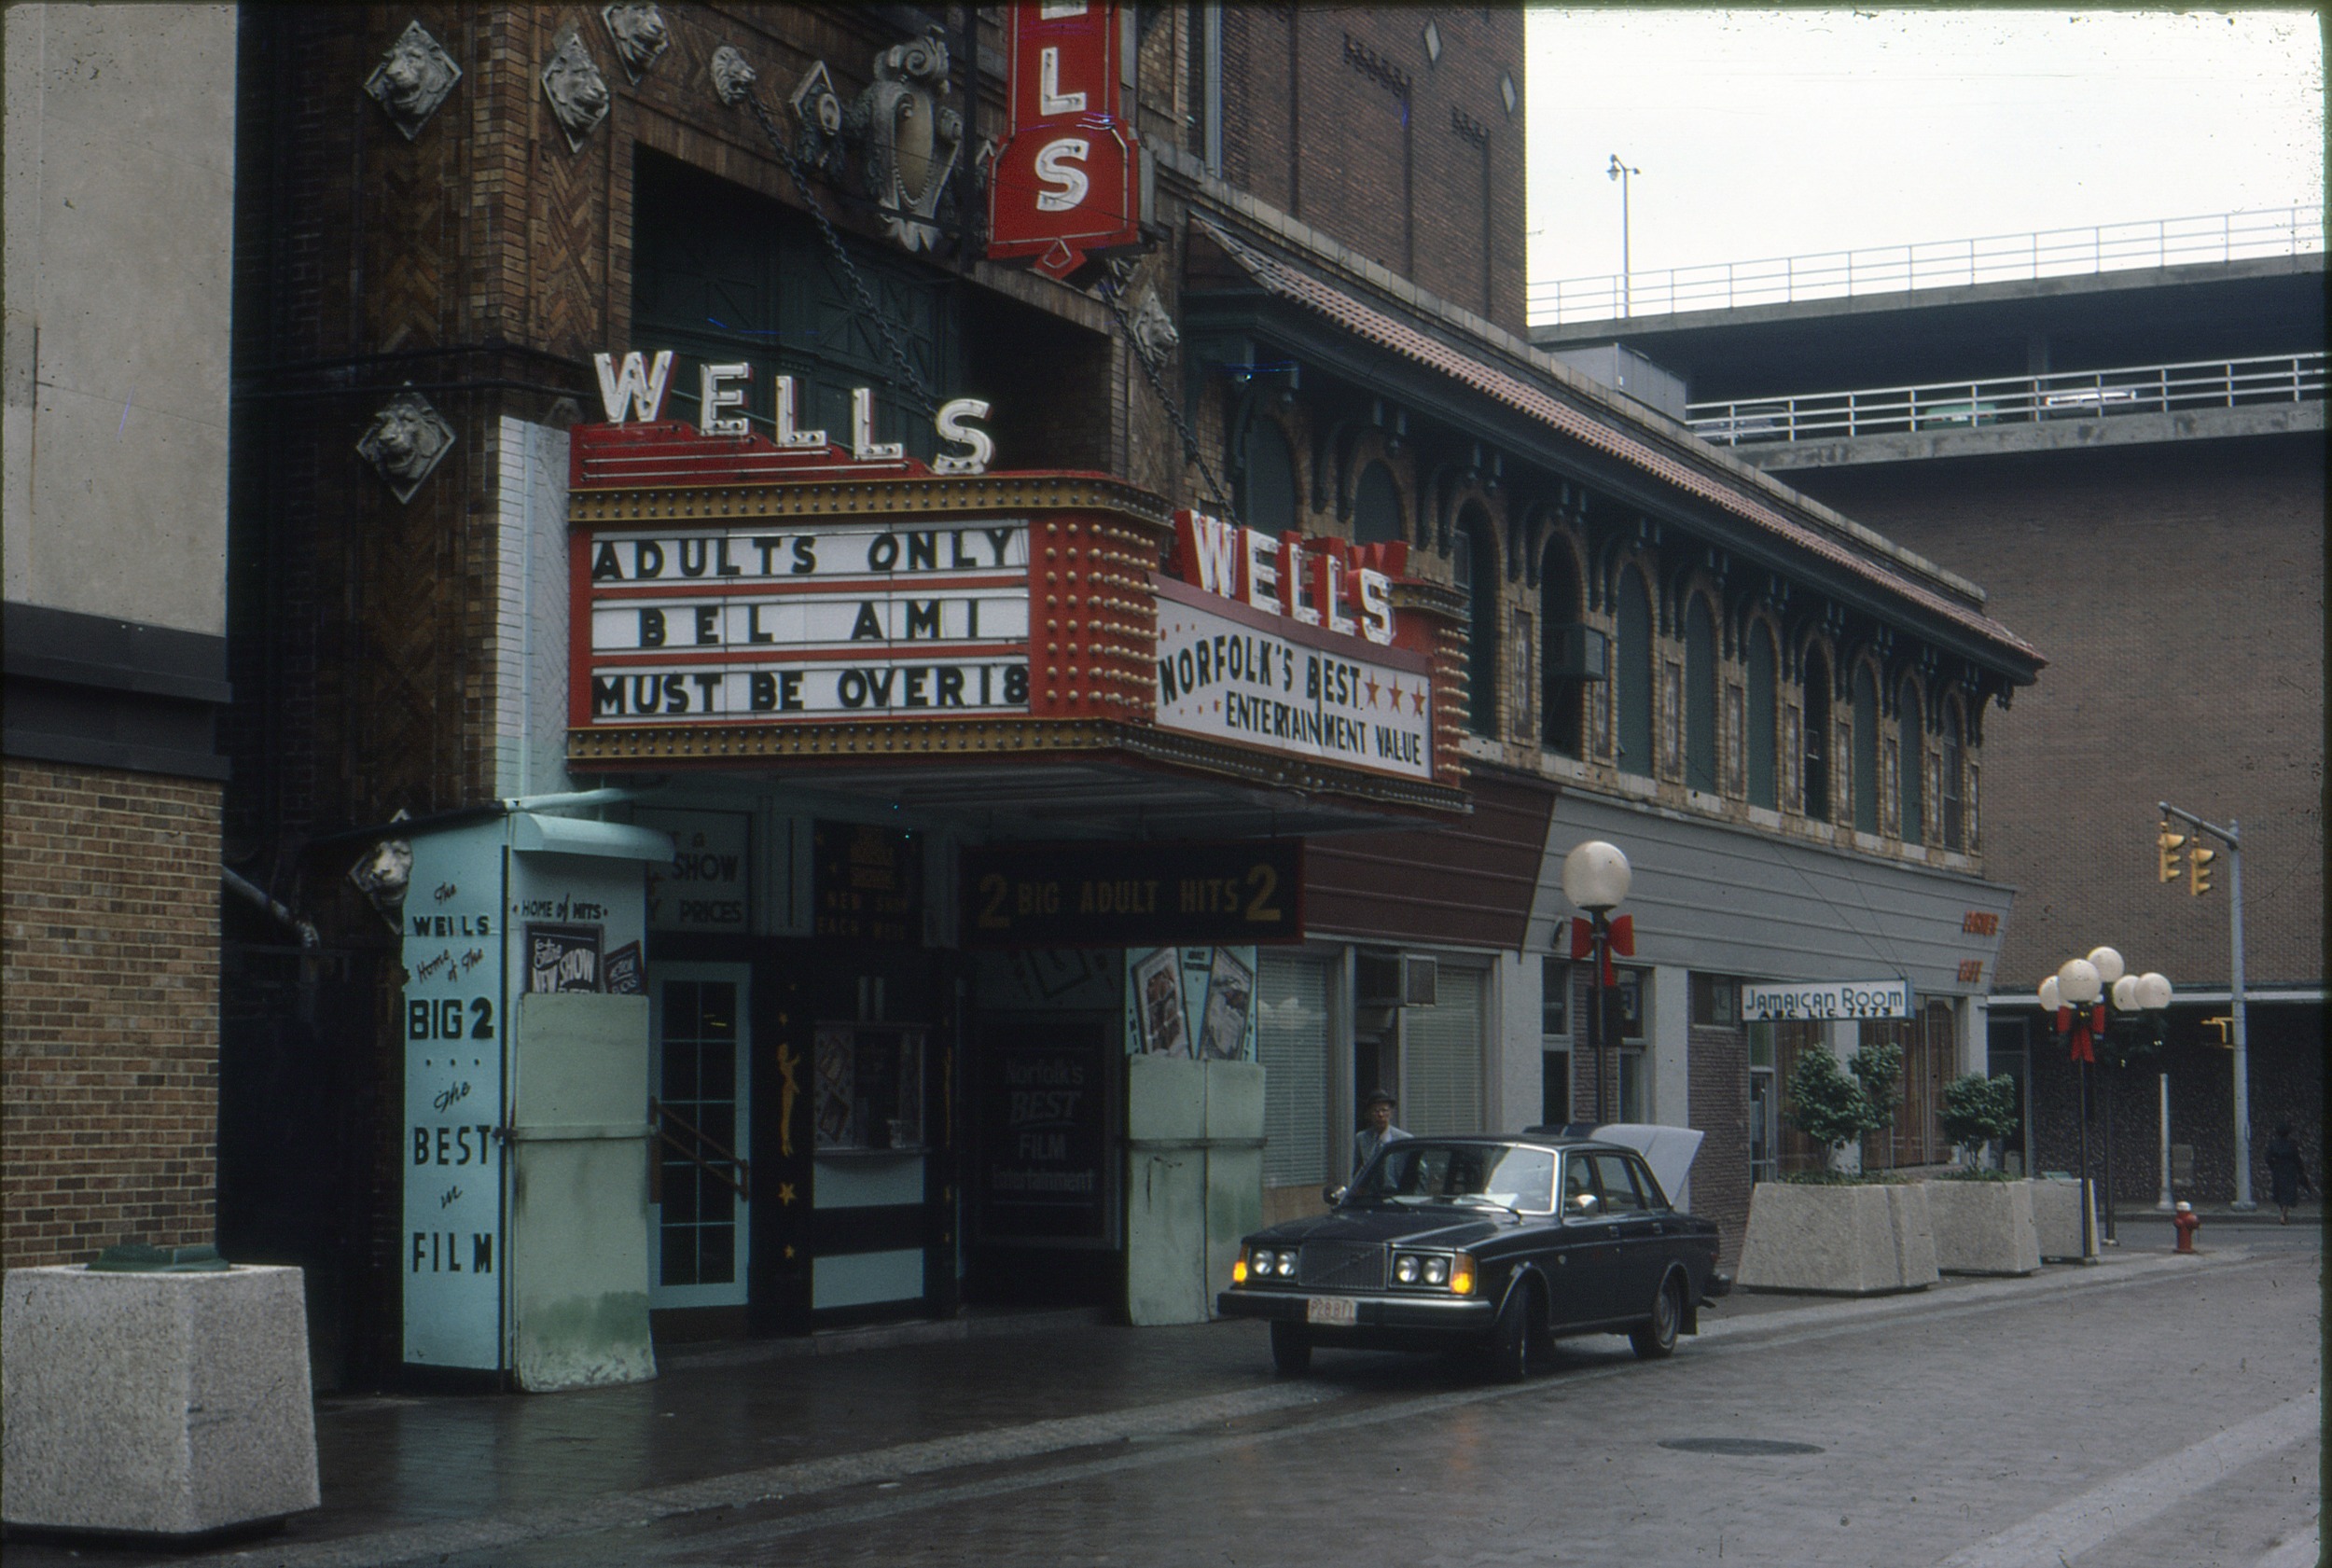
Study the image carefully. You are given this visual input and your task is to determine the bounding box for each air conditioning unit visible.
[1358,951,1440,1008]
[1548,624,1609,683]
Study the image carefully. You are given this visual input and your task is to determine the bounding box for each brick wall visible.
[1687,1022,1751,1270]
[3,761,223,1268]
[1223,7,1526,333]
[1794,435,2324,992]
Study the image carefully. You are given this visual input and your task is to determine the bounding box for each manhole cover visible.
[1659,1437,1825,1456]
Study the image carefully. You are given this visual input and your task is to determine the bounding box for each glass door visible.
[650,965,751,1308]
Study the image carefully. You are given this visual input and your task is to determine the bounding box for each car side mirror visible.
[1323,1185,1347,1206]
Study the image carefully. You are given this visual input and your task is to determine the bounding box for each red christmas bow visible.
[2059,1003,2103,1064]
[1570,915,1636,987]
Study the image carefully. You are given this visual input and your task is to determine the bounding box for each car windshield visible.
[1348,1142,1557,1214]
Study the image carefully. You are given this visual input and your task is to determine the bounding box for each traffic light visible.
[2156,822,2186,882]
[2189,843,2217,896]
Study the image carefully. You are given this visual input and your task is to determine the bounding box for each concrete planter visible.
[1736,1181,1940,1295]
[1925,1178,2042,1275]
[3,1264,320,1537]
[2030,1176,2103,1262]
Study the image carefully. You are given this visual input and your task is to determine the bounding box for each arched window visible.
[1898,679,1923,845]
[1852,663,1879,834]
[1942,701,1966,850]
[1539,544,1584,756]
[1242,418,1298,534]
[1454,506,1498,737]
[1685,596,1717,793]
[1746,625,1778,809]
[1615,564,1653,776]
[1802,645,1832,821]
[1353,461,1403,546]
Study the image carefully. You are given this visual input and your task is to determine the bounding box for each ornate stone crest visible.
[541,27,611,151]
[365,20,461,141]
[356,391,456,503]
[709,46,757,106]
[599,3,668,84]
[789,61,848,178]
[841,28,963,253]
[1131,288,1180,362]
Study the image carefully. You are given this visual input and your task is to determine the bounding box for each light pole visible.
[2159,801,2252,1209]
[1607,154,1640,317]
[1563,840,1632,1125]
[2040,948,2171,1256]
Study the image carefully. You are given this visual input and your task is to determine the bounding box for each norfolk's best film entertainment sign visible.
[1152,510,1433,783]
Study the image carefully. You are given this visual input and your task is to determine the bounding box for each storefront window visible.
[1540,956,1571,1036]
[1403,966,1486,1135]
[1689,971,1738,1027]
[1256,952,1332,1187]
[812,1024,926,1151]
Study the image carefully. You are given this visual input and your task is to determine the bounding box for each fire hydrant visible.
[2172,1200,2200,1254]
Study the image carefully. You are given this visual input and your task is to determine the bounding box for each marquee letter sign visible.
[988,3,1144,280]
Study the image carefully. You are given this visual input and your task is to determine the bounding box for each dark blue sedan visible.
[1217,1132,1730,1380]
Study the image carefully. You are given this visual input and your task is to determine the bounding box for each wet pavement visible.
[5,1220,2317,1567]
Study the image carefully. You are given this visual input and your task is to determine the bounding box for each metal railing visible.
[649,1097,751,1204]
[1529,205,2325,326]
[1688,352,2325,449]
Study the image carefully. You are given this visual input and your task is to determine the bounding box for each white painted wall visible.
[492,419,575,797]
[2,5,237,632]
[1493,947,1538,1134]
[1649,964,1692,1206]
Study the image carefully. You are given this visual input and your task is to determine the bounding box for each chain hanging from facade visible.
[1098,265,1240,529]
[717,53,939,415]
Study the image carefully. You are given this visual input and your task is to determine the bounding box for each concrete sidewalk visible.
[0,1232,2297,1567]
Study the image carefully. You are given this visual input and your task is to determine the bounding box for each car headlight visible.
[1423,1256,1449,1285]
[1394,1254,1420,1284]
[1275,1251,1298,1277]
[1249,1248,1276,1280]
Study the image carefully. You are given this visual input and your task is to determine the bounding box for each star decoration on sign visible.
[1365,673,1381,708]
[778,1181,798,1205]
[1410,686,1428,715]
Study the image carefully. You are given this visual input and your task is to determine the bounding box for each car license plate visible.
[1306,1296,1356,1326]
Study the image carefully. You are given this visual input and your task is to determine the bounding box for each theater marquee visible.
[564,407,1466,816]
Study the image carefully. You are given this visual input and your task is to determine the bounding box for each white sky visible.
[1524,8,2326,286]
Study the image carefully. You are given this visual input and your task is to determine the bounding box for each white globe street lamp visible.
[2051,947,2175,1248]
[1562,840,1632,1125]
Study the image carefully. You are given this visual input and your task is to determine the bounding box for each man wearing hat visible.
[1353,1089,1409,1173]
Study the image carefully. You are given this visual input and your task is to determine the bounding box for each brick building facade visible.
[1548,254,2325,1206]
[170,4,2049,1385]
[3,7,239,1270]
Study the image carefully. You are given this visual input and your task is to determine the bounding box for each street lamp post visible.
[1607,155,1640,317]
[1563,840,1632,1126]
[2040,948,2172,1256]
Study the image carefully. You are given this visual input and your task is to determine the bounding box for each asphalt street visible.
[10,1221,2318,1568]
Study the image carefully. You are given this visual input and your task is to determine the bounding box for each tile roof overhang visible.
[1183,219,2045,687]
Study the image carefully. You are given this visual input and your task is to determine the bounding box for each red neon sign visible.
[988,3,1144,281]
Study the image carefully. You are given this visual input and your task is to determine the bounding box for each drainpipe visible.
[222,867,320,951]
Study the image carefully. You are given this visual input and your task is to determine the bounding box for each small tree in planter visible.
[1940,1073,2020,1174]
[1785,1042,1901,1177]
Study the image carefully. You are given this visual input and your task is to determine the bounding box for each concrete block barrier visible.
[1926,1178,2044,1275]
[1735,1181,1941,1295]
[2,1264,320,1536]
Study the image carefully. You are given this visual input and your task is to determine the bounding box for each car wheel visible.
[1630,1271,1682,1361]
[1482,1285,1535,1383]
[1270,1320,1312,1376]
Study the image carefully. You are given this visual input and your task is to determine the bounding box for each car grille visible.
[1298,1241,1385,1292]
